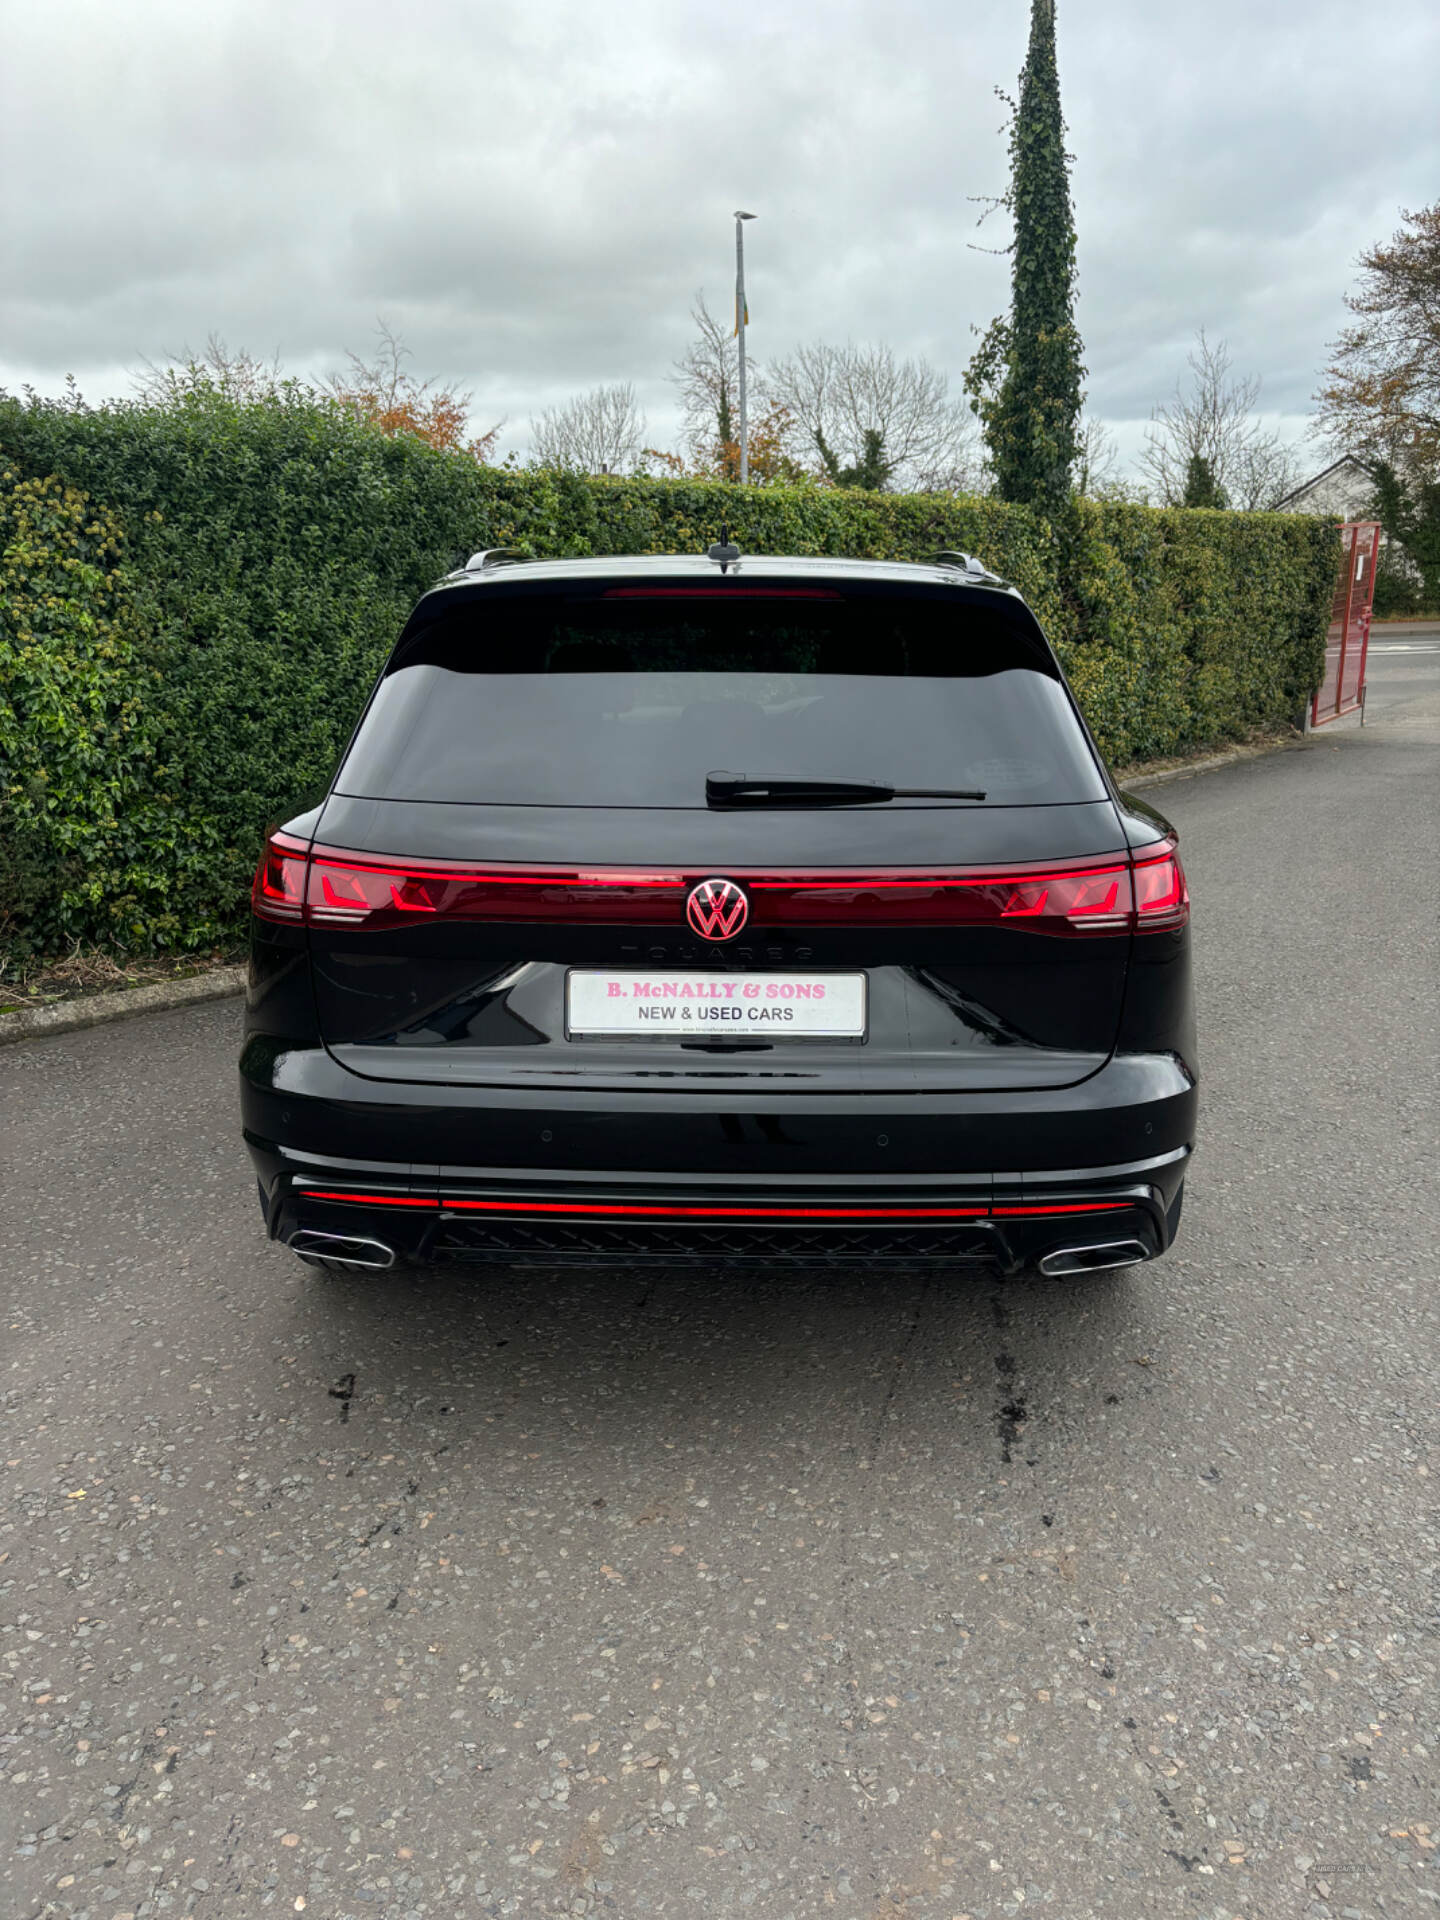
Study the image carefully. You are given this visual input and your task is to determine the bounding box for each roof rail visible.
[464,548,521,574]
[933,550,1003,584]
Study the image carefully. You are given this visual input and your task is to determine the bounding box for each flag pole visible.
[734,211,756,483]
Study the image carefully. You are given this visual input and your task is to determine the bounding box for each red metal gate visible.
[1311,521,1380,726]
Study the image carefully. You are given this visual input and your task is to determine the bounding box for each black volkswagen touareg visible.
[241,547,1196,1278]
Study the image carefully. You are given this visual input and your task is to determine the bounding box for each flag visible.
[734,287,748,337]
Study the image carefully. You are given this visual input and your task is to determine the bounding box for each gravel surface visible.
[3,650,1437,1920]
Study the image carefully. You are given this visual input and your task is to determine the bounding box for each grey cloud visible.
[2,0,1436,471]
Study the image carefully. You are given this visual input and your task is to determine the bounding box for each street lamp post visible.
[734,210,756,483]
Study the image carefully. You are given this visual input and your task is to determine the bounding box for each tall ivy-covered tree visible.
[965,0,1085,517]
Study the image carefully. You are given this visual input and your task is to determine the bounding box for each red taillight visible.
[748,861,1134,935]
[1131,840,1189,930]
[251,830,309,923]
[303,852,688,928]
[252,841,1187,935]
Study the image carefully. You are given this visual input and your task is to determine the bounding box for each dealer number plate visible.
[567,970,867,1038]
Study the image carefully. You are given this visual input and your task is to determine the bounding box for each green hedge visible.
[0,387,1338,961]
[0,467,180,958]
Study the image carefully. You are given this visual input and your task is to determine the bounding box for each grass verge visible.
[0,946,244,1018]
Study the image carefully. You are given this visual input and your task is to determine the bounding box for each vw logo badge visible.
[686,877,749,941]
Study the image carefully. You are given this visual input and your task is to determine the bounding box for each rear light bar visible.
[299,1187,1130,1222]
[253,838,1187,935]
[749,862,1134,934]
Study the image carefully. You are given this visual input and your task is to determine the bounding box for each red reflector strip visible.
[298,1190,1128,1222]
[447,1200,993,1219]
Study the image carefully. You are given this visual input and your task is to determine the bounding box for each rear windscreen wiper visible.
[706,770,987,807]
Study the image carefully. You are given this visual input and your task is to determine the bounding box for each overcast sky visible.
[2,0,1436,476]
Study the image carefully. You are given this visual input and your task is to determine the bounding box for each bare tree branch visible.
[529,383,646,474]
[1227,434,1304,513]
[328,321,501,461]
[132,333,285,403]
[333,319,411,413]
[766,341,981,492]
[132,321,502,460]
[1140,331,1301,509]
[1073,415,1121,496]
[670,292,748,460]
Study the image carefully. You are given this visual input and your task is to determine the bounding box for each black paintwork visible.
[241,554,1197,1272]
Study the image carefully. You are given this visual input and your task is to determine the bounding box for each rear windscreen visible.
[335,591,1106,807]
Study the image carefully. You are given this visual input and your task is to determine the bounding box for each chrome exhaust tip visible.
[1038,1238,1150,1278]
[289,1229,396,1271]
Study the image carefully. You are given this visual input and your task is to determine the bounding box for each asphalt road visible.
[4,645,1438,1920]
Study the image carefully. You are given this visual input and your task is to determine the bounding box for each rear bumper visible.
[241,1042,1194,1271]
[259,1169,1177,1272]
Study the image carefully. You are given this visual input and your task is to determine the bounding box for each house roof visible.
[1274,454,1372,512]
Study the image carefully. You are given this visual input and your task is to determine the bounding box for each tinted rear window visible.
[336,590,1105,807]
